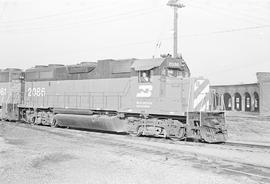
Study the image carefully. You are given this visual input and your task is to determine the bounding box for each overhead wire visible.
[181,24,270,37]
[1,1,269,34]
[0,7,166,33]
[1,21,267,56]
[186,0,270,25]
[138,24,270,58]
[188,0,270,13]
[45,23,269,57]
[0,1,270,51]
[0,0,122,25]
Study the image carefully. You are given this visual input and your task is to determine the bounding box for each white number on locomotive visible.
[28,87,46,96]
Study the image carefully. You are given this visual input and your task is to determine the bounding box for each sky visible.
[0,0,269,85]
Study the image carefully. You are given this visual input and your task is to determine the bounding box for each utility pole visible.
[167,0,185,58]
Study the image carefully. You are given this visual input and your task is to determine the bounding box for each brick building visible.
[210,72,270,116]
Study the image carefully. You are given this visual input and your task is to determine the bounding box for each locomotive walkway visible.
[1,121,270,184]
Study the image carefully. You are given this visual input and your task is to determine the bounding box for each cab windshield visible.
[167,68,181,77]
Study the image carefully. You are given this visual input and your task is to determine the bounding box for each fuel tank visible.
[54,114,128,133]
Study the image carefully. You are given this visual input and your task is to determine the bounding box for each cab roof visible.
[131,58,165,71]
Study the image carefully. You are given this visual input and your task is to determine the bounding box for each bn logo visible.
[136,85,153,98]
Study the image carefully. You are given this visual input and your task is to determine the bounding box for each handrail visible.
[22,92,124,110]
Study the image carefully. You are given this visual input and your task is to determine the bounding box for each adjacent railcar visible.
[2,57,227,143]
[0,68,24,120]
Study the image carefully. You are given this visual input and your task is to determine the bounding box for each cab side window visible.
[138,70,151,83]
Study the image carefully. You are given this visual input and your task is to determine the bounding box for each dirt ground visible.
[226,112,270,144]
[1,117,270,184]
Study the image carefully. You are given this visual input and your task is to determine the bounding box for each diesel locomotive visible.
[0,57,227,143]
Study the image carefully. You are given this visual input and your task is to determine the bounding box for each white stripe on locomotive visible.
[193,79,210,111]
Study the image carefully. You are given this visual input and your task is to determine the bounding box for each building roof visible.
[211,83,258,88]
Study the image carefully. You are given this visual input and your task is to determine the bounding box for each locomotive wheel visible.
[163,129,168,138]
[51,118,58,128]
[176,127,186,139]
[136,126,144,136]
[29,116,36,125]
[200,126,216,143]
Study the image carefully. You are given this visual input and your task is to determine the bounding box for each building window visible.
[246,97,250,108]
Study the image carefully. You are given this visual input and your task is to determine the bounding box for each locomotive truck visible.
[0,57,227,143]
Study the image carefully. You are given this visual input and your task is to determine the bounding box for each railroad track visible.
[225,141,270,150]
[3,120,270,150]
[2,121,270,183]
[131,135,270,152]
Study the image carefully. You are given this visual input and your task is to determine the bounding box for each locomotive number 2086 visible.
[28,87,46,96]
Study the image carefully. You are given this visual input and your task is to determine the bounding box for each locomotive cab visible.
[136,57,190,82]
[124,57,192,116]
[164,57,190,79]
